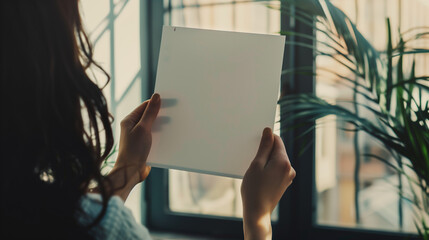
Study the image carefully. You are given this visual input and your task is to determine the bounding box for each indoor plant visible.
[275,0,429,237]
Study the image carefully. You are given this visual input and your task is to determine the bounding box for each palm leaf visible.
[277,0,429,236]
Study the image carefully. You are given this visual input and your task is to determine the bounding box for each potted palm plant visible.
[274,0,429,238]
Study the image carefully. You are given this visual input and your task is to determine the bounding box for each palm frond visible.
[277,0,429,236]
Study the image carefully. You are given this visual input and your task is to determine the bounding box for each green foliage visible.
[275,0,429,236]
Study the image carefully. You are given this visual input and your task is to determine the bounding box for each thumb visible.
[252,128,274,166]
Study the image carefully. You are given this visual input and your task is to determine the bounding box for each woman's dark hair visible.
[1,0,114,238]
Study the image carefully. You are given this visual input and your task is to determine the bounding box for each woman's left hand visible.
[107,93,161,200]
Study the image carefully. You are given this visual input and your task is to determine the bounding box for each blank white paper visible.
[147,26,285,178]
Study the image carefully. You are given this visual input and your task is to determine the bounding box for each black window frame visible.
[143,1,420,239]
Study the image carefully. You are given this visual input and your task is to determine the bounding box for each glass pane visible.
[165,0,280,219]
[315,0,429,233]
[81,0,143,222]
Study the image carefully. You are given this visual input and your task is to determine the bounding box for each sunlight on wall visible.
[80,0,143,223]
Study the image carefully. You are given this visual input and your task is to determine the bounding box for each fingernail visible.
[263,127,271,136]
[152,93,160,102]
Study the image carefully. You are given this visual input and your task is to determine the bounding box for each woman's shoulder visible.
[77,193,151,240]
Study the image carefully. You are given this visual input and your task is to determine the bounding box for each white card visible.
[147,26,285,178]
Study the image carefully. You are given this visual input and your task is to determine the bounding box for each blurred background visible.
[80,0,429,234]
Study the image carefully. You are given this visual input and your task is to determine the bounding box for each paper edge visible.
[163,25,286,40]
[147,162,244,179]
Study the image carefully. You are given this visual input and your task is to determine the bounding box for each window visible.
[147,1,425,239]
[147,1,280,236]
[165,0,281,220]
[81,0,426,239]
[80,0,148,222]
[315,0,429,234]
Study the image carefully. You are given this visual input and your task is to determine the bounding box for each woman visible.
[0,0,295,239]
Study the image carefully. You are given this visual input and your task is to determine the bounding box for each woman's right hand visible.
[241,128,296,240]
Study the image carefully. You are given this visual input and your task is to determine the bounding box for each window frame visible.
[143,1,421,239]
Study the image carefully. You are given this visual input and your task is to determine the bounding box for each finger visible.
[266,135,291,168]
[252,127,274,166]
[289,167,296,179]
[271,135,287,158]
[140,165,151,181]
[139,93,161,128]
[121,100,149,128]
